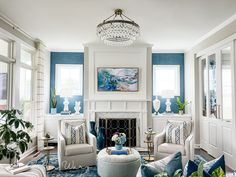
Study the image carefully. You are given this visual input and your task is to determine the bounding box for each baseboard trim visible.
[194,144,201,149]
[20,146,37,161]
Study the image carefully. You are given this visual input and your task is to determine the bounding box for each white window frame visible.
[55,64,83,96]
[153,65,180,96]
[19,45,35,127]
[20,46,35,101]
[0,36,14,109]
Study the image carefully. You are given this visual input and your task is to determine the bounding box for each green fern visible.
[154,172,168,177]
[211,167,225,177]
[51,88,57,108]
[176,97,188,111]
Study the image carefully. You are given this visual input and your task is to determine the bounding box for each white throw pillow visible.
[64,122,87,145]
[165,121,188,145]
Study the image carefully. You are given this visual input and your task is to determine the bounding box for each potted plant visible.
[176,97,189,115]
[51,88,57,114]
[0,109,33,166]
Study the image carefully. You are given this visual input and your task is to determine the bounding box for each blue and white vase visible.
[115,144,123,150]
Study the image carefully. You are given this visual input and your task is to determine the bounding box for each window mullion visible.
[20,63,33,70]
[0,55,15,63]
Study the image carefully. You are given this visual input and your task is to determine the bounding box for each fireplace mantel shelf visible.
[86,98,149,147]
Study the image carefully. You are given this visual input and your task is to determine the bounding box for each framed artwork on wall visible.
[97,67,139,92]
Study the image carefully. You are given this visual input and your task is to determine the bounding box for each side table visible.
[143,131,156,162]
[43,146,55,172]
[41,136,55,171]
[41,136,54,147]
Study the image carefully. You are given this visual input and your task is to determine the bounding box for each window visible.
[21,49,32,66]
[20,48,34,123]
[221,46,232,121]
[20,68,32,101]
[153,65,180,96]
[0,37,12,110]
[0,38,10,58]
[55,64,83,96]
[0,62,8,110]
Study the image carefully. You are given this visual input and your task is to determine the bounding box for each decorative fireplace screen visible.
[99,118,136,147]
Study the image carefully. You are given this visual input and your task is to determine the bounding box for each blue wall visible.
[50,52,84,113]
[152,53,185,113]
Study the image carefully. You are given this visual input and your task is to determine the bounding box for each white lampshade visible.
[161,90,175,98]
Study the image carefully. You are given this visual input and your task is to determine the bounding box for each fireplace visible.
[95,112,141,147]
[99,118,136,147]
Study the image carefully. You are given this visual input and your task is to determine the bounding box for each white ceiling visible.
[0,0,236,51]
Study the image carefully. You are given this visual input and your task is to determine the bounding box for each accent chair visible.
[58,119,97,170]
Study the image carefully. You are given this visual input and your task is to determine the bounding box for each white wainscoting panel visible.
[222,126,233,154]
[209,122,217,147]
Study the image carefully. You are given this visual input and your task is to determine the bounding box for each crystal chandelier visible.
[97,9,140,46]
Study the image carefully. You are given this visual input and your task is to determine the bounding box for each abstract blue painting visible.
[97,68,139,92]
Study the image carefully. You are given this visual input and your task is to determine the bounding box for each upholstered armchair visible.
[153,120,194,166]
[58,119,97,170]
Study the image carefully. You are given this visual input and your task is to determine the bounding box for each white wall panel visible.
[222,126,233,154]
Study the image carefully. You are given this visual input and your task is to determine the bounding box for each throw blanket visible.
[0,165,46,177]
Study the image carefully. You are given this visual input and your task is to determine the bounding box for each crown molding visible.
[186,13,236,52]
[152,49,184,53]
[49,48,84,52]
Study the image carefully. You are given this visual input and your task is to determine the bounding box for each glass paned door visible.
[208,54,217,118]
[221,46,232,121]
[201,59,207,117]
[0,61,8,110]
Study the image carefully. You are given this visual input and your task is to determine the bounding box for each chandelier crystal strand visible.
[97,9,140,46]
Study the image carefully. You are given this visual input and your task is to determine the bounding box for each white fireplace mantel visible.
[85,99,149,147]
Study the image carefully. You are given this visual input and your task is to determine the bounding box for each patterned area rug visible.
[28,154,99,177]
[28,153,206,177]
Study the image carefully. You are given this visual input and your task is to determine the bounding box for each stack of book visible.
[111,147,129,155]
[5,163,31,175]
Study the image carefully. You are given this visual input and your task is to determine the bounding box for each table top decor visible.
[111,132,126,150]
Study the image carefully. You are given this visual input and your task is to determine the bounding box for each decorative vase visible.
[179,110,184,115]
[153,96,160,115]
[97,127,105,150]
[74,101,81,114]
[90,121,97,137]
[115,144,123,150]
[51,108,57,115]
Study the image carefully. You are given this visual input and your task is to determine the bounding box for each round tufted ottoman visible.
[97,148,141,177]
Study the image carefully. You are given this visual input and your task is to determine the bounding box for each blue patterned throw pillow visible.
[141,152,182,177]
[166,121,188,145]
[183,160,211,177]
[64,123,87,145]
[203,155,225,174]
[183,155,225,177]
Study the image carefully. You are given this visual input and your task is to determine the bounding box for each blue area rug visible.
[28,154,99,177]
[28,153,207,177]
